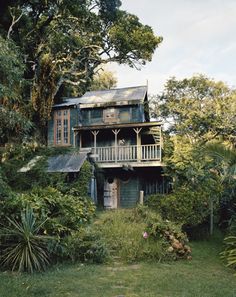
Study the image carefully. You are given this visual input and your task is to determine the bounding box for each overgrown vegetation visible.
[0,144,97,272]
[94,207,191,263]
[1,234,236,297]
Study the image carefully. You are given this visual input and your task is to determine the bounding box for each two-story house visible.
[48,86,166,208]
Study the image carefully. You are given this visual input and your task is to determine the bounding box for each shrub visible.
[0,207,51,273]
[1,144,73,191]
[0,168,14,200]
[94,207,191,263]
[136,206,191,260]
[1,187,96,237]
[60,228,109,264]
[146,186,214,227]
[66,161,92,197]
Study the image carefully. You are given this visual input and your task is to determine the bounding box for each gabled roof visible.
[53,86,147,108]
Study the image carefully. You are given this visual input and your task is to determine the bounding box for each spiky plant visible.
[221,236,236,270]
[0,207,51,273]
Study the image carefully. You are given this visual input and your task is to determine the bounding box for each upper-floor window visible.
[90,109,103,123]
[119,107,131,122]
[103,108,118,123]
[54,109,70,145]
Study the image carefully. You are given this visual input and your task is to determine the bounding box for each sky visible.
[108,0,236,94]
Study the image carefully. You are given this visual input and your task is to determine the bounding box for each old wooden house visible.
[48,86,166,208]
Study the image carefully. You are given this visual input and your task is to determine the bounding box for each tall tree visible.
[90,69,117,90]
[0,0,162,126]
[153,75,236,145]
[0,36,24,108]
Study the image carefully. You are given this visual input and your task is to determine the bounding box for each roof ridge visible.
[85,85,147,94]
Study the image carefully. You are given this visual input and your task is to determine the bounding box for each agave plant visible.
[0,207,51,273]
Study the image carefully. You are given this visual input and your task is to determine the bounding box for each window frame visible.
[54,109,71,146]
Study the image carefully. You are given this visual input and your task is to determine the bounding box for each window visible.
[54,109,70,145]
[103,108,118,123]
[119,107,131,122]
[90,108,103,123]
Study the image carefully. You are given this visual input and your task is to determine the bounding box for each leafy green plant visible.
[136,205,191,260]
[146,184,219,227]
[61,228,109,264]
[221,236,236,270]
[94,207,191,263]
[0,207,51,273]
[4,187,96,237]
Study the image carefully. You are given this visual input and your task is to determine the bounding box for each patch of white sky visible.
[107,0,236,94]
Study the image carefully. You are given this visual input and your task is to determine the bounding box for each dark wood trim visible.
[73,121,162,131]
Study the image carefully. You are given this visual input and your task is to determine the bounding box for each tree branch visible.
[7,8,23,39]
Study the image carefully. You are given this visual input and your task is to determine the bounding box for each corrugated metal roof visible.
[80,86,147,104]
[53,86,147,108]
[47,152,88,173]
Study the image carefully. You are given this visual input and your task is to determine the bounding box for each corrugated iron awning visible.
[47,152,88,173]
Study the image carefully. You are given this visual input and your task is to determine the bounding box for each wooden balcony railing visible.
[91,144,161,163]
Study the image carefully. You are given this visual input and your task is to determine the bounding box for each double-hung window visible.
[54,109,70,145]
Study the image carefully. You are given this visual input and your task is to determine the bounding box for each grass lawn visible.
[1,235,236,297]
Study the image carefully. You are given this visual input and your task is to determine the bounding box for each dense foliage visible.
[0,0,161,129]
[94,206,191,263]
[151,76,236,237]
[154,75,236,144]
[0,143,97,272]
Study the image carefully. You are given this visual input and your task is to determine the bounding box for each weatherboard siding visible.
[119,177,140,208]
[81,105,143,126]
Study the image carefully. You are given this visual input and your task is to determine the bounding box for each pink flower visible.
[143,231,149,239]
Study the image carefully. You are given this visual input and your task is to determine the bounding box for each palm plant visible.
[206,143,236,180]
[0,207,51,273]
[206,143,236,270]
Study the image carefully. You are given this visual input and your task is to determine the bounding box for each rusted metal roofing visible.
[47,151,88,173]
[53,86,147,108]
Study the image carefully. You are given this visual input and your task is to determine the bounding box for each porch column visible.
[133,128,142,161]
[91,130,99,159]
[72,128,78,148]
[160,127,162,162]
[112,129,120,163]
[79,131,82,149]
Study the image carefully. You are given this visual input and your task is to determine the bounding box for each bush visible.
[94,207,191,263]
[146,186,213,227]
[136,206,191,260]
[1,187,96,237]
[0,144,75,191]
[0,168,14,200]
[59,228,109,264]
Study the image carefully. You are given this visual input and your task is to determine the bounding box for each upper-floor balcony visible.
[91,143,161,168]
[73,121,163,168]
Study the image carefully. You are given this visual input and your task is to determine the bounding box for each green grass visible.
[1,236,236,297]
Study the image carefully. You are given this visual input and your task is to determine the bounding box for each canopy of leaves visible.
[0,107,34,144]
[89,69,117,90]
[154,75,236,145]
[0,0,162,125]
[0,36,24,107]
